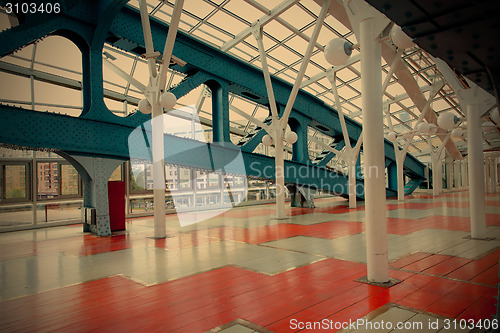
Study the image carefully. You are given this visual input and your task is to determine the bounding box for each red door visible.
[108,181,126,231]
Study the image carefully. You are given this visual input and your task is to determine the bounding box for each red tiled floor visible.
[457,293,498,321]
[425,292,478,318]
[423,257,472,276]
[390,252,433,268]
[400,254,454,272]
[1,191,499,332]
[447,251,499,282]
[470,264,499,286]
[188,220,365,244]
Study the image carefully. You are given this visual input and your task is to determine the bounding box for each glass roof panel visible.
[181,0,215,19]
[222,0,265,23]
[207,10,249,34]
[1,0,489,161]
[277,5,314,31]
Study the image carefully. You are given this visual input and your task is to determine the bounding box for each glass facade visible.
[0,147,290,230]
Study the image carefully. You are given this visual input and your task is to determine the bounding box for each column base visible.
[463,235,496,241]
[356,276,401,288]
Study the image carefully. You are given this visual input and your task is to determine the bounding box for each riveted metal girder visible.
[0,0,424,197]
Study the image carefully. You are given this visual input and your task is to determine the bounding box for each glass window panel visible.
[109,165,122,181]
[37,162,58,199]
[34,36,82,73]
[267,45,301,66]
[208,173,220,187]
[130,163,146,191]
[196,170,208,189]
[33,80,82,112]
[179,168,191,189]
[182,0,215,19]
[166,166,178,190]
[144,164,154,190]
[0,148,32,158]
[0,72,31,103]
[263,20,294,41]
[223,0,263,23]
[192,28,226,47]
[5,165,26,199]
[60,164,79,196]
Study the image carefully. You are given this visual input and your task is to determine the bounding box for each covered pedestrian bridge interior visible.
[0,0,499,331]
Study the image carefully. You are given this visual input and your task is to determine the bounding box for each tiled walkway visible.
[0,190,499,332]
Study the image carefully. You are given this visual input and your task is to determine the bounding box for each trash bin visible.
[108,181,126,231]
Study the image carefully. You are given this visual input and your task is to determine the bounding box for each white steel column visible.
[467,104,486,239]
[491,158,497,193]
[461,158,468,188]
[251,0,329,219]
[453,160,460,189]
[396,157,404,201]
[348,158,357,208]
[484,160,490,193]
[360,17,388,283]
[32,151,38,225]
[152,91,166,238]
[432,157,442,196]
[274,128,286,219]
[446,158,453,190]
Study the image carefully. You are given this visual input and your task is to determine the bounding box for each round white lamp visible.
[262,134,273,146]
[428,123,438,134]
[285,131,298,144]
[491,107,499,125]
[138,98,152,114]
[437,112,459,130]
[417,122,431,133]
[390,25,414,49]
[324,38,352,66]
[451,128,466,139]
[387,131,397,141]
[160,91,177,110]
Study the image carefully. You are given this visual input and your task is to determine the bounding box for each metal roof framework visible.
[0,0,497,163]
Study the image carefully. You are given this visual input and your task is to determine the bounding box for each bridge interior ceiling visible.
[0,0,497,169]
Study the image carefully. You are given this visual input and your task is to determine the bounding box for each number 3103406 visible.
[4,3,61,14]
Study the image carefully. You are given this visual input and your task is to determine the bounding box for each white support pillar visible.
[396,155,404,201]
[467,104,487,239]
[454,160,460,190]
[446,158,453,190]
[461,158,468,188]
[360,17,389,283]
[348,158,357,208]
[152,91,166,238]
[274,128,286,219]
[484,159,490,193]
[32,151,38,225]
[491,158,497,193]
[432,157,442,196]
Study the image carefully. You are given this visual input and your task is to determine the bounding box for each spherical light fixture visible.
[324,38,352,66]
[451,128,466,139]
[417,122,431,133]
[491,107,499,125]
[285,131,298,144]
[262,134,273,146]
[138,98,152,114]
[428,123,438,134]
[160,91,177,110]
[437,112,459,130]
[387,131,397,141]
[390,25,414,49]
